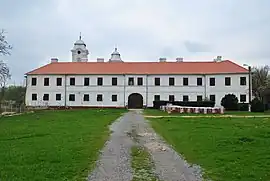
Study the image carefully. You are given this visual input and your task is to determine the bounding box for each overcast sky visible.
[1,0,270,85]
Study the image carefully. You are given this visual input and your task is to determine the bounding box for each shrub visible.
[238,103,249,111]
[251,98,264,112]
[221,94,239,111]
[153,100,215,109]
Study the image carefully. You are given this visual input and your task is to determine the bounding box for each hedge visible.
[153,100,215,109]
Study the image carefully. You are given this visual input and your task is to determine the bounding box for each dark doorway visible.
[128,93,143,109]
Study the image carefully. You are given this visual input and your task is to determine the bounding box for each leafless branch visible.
[0,29,12,56]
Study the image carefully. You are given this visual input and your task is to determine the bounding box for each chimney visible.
[51,58,58,63]
[214,56,222,62]
[176,57,183,62]
[159,57,166,62]
[97,58,104,62]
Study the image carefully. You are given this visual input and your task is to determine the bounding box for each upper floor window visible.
[97,94,103,102]
[31,78,37,86]
[128,77,134,86]
[44,78,49,86]
[137,77,143,86]
[97,77,103,86]
[210,78,215,86]
[155,77,160,86]
[84,78,90,86]
[183,95,189,102]
[197,78,202,86]
[69,94,75,101]
[240,77,246,85]
[225,77,231,86]
[56,94,61,101]
[43,94,49,101]
[70,77,75,86]
[154,95,160,101]
[32,93,37,101]
[112,95,117,102]
[197,95,203,102]
[56,78,62,86]
[83,94,89,101]
[169,95,175,102]
[183,78,189,86]
[169,77,175,86]
[112,77,117,86]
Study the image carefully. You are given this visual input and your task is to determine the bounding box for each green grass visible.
[149,116,270,181]
[131,146,160,181]
[0,108,126,181]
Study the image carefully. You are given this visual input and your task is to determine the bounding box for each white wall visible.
[25,73,249,107]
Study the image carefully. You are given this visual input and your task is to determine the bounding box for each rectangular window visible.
[240,77,246,85]
[154,95,160,101]
[112,95,117,102]
[56,94,61,101]
[155,77,160,86]
[83,94,89,101]
[240,94,247,102]
[128,77,134,86]
[97,77,103,86]
[31,77,37,86]
[69,94,75,101]
[84,78,90,86]
[225,77,231,86]
[183,95,189,102]
[210,95,216,102]
[183,77,188,86]
[70,77,75,86]
[97,94,103,102]
[197,95,203,102]
[44,78,49,86]
[112,77,117,86]
[43,94,49,101]
[169,77,175,86]
[56,78,62,86]
[210,78,215,86]
[169,95,175,102]
[32,93,37,101]
[137,77,143,86]
[197,77,202,86]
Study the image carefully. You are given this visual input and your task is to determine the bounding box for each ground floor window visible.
[183,95,189,102]
[169,95,175,102]
[97,94,103,102]
[197,95,203,102]
[210,95,215,102]
[154,95,160,101]
[32,93,37,101]
[112,95,117,102]
[56,94,61,101]
[43,94,49,101]
[240,94,246,102]
[83,94,89,101]
[69,94,75,101]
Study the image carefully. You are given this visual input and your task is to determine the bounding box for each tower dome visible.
[109,48,123,62]
[71,34,89,62]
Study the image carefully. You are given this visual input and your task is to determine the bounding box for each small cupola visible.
[109,48,123,62]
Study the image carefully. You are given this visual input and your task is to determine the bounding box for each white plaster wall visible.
[25,73,250,108]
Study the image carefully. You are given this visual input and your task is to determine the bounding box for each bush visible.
[251,98,264,112]
[221,94,239,111]
[238,103,249,111]
[153,100,215,109]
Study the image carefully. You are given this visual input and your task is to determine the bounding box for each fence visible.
[0,102,48,114]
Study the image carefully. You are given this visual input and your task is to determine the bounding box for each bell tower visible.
[71,33,89,62]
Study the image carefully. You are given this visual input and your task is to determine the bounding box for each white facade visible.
[25,73,250,108]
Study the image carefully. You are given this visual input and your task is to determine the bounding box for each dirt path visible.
[88,110,203,181]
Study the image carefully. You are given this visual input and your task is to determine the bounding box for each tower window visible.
[77,50,81,54]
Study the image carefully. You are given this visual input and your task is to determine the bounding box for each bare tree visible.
[0,29,12,104]
[252,65,270,102]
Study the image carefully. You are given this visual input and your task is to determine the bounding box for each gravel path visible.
[88,110,204,181]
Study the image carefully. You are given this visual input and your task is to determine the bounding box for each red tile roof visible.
[26,60,248,75]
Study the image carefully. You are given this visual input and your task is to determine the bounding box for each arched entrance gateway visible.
[128,93,143,109]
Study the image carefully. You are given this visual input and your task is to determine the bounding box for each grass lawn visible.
[148,116,270,181]
[0,109,126,181]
